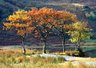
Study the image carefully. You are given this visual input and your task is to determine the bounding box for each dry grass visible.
[0,49,96,68]
[75,57,96,62]
[59,62,96,68]
[54,50,79,56]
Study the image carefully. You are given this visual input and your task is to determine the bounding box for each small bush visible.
[64,50,80,56]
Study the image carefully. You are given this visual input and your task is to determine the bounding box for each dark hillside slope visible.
[0,0,96,45]
[0,0,96,22]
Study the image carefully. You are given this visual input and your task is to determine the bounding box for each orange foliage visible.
[28,7,77,38]
[4,7,77,38]
[4,10,33,36]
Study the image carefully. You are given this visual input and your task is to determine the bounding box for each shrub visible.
[64,50,80,56]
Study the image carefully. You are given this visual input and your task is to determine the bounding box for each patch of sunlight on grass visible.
[75,57,96,62]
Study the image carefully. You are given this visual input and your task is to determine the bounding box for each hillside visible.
[0,0,96,45]
[0,0,96,22]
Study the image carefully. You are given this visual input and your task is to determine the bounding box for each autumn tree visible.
[51,10,77,52]
[28,7,55,53]
[28,7,77,53]
[3,10,33,55]
[68,22,91,50]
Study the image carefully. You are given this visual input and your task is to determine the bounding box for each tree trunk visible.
[76,40,85,57]
[62,36,66,52]
[42,39,47,54]
[75,43,77,50]
[77,32,81,50]
[21,41,26,55]
[77,41,80,50]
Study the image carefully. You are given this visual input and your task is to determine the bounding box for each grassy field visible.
[0,48,96,68]
[1,44,96,57]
